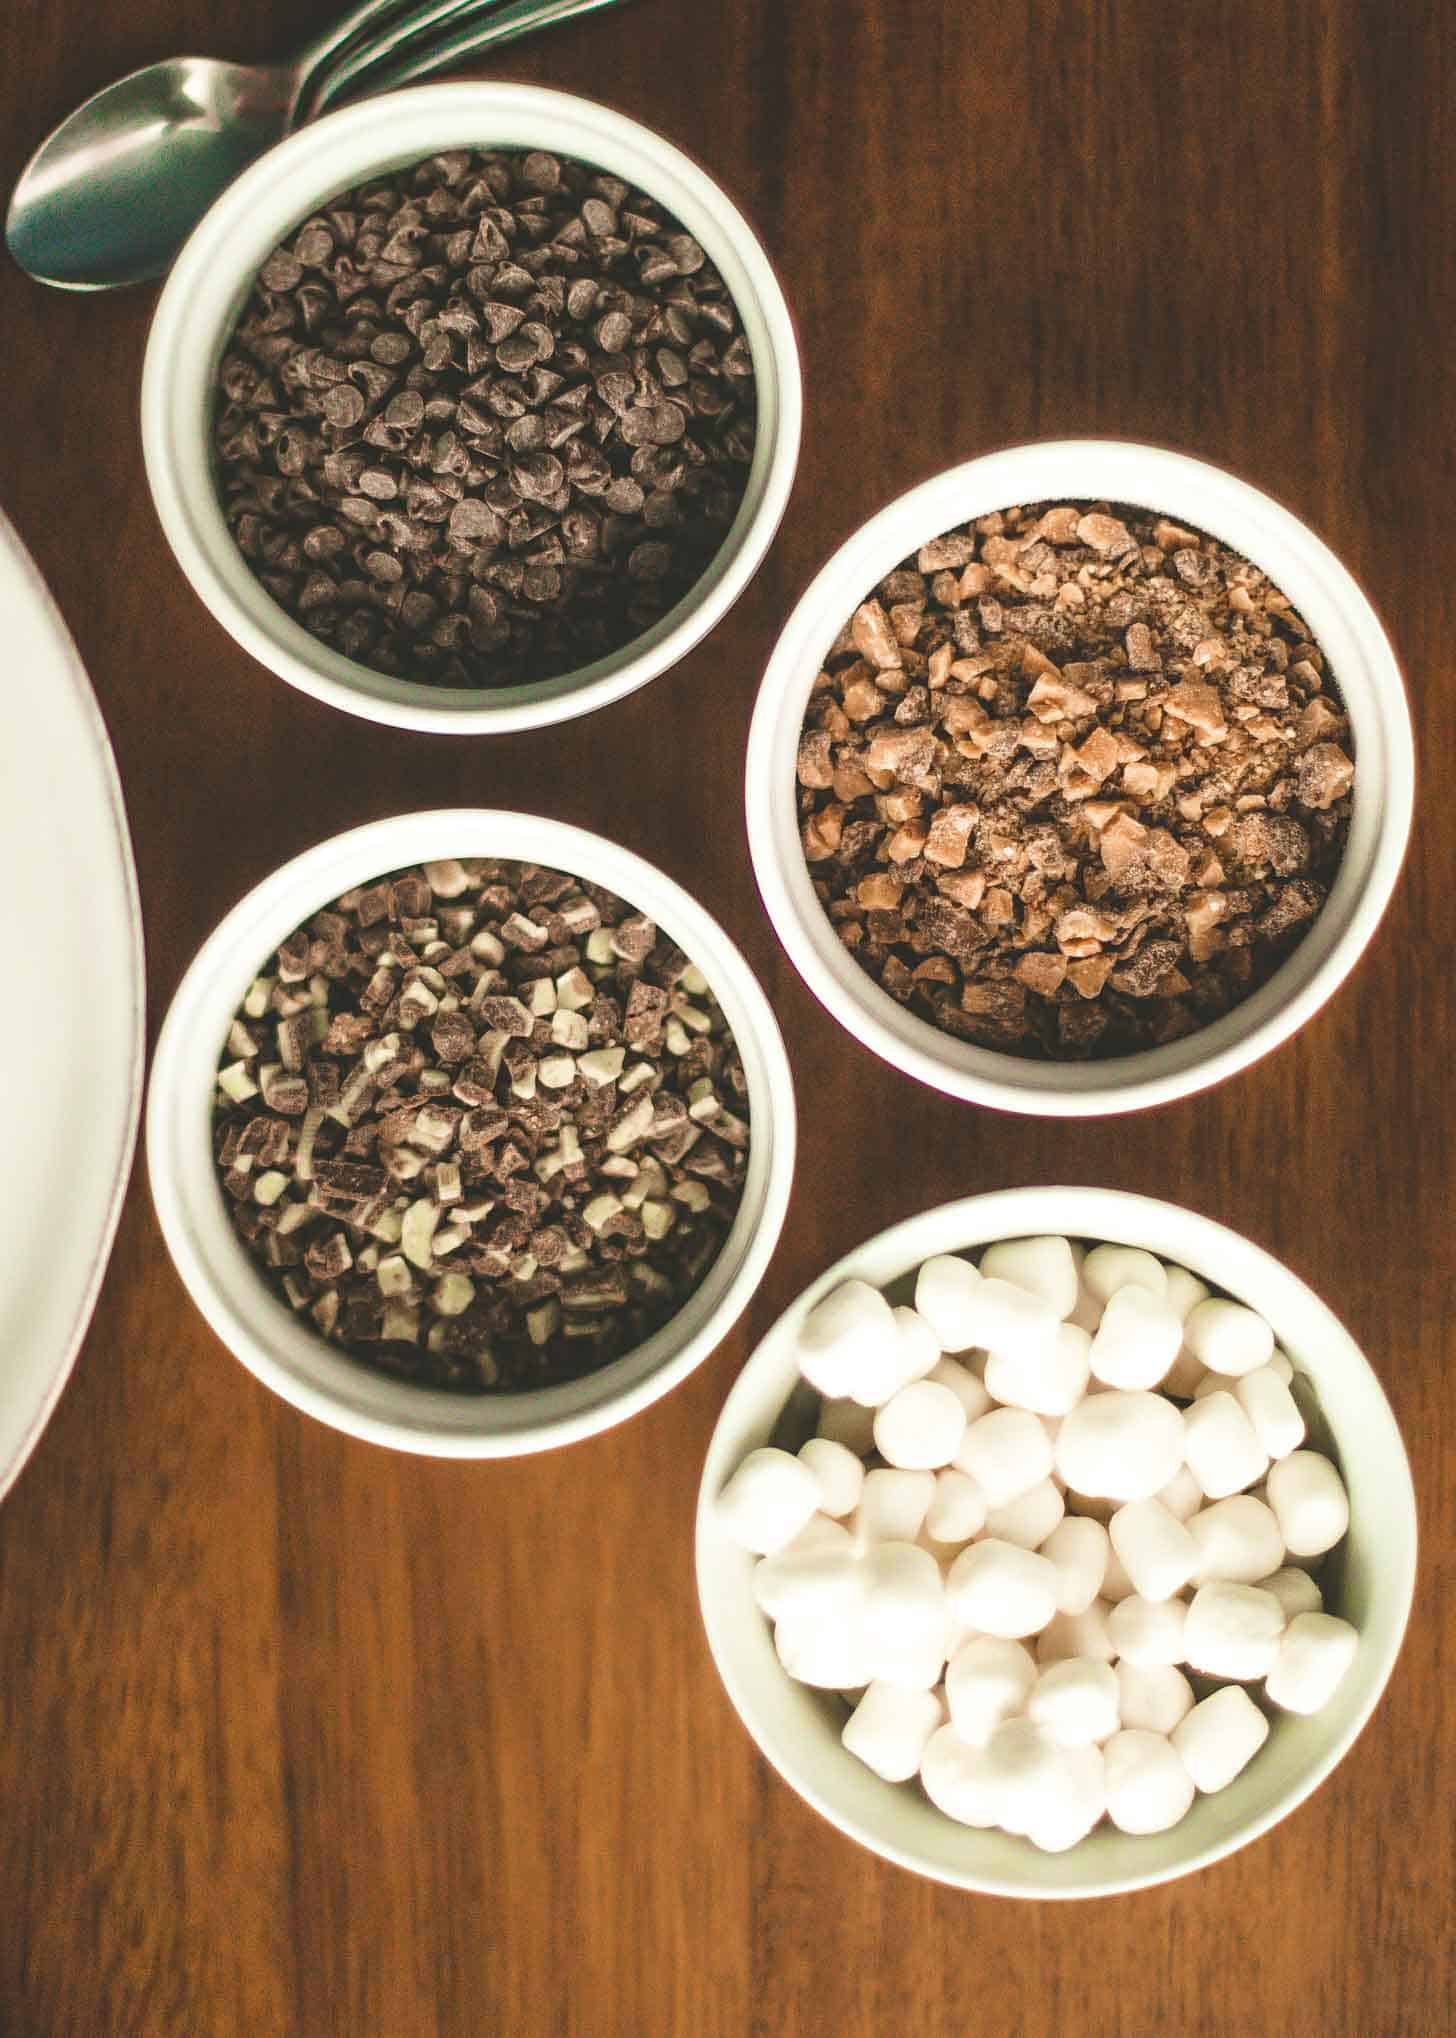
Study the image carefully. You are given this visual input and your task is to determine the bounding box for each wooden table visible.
[1,2,1449,2031]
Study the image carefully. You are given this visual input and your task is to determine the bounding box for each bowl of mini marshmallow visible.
[696,1186,1415,1897]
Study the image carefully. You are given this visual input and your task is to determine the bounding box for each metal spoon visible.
[5,0,626,292]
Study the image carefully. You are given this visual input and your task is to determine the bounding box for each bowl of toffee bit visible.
[141,84,800,733]
[147,812,795,1455]
[747,441,1413,1115]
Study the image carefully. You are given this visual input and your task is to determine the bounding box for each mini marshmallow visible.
[947,1539,1059,1639]
[920,1724,1001,1827]
[1109,1498,1199,1600]
[1099,1543,1136,1604]
[1172,1684,1270,1793]
[773,1612,874,1689]
[952,1277,1062,1365]
[914,1255,983,1353]
[816,1396,877,1455]
[1184,1581,1285,1681]
[1267,1348,1295,1385]
[1257,1566,1324,1621]
[860,1543,950,1688]
[1103,1729,1195,1834]
[1029,1657,1122,1747]
[983,1478,1065,1552]
[1265,1611,1359,1714]
[1162,1264,1211,1323]
[927,1356,994,1424]
[924,1467,987,1546]
[854,1467,936,1546]
[1037,1598,1115,1665]
[955,1408,1054,1506]
[1054,1390,1186,1502]
[1156,1464,1204,1523]
[1183,1391,1270,1500]
[1234,1365,1305,1460]
[1090,1287,1184,1391]
[885,1305,942,1392]
[985,1322,1092,1417]
[1183,1297,1275,1378]
[1107,1593,1188,1668]
[1266,1451,1350,1558]
[1083,1245,1167,1305]
[753,1535,863,1622]
[1188,1495,1285,1585]
[843,1683,946,1783]
[796,1279,899,1403]
[1116,1660,1195,1736]
[1027,1743,1107,1853]
[1067,1285,1103,1335]
[945,1635,1037,1743]
[797,1437,866,1519]
[874,1380,967,1471]
[717,1447,820,1554]
[978,1235,1080,1319]
[981,1717,1068,1837]
[1041,1515,1111,1615]
[780,1514,853,1556]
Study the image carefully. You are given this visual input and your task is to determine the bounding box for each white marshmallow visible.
[946,1539,1059,1639]
[1257,1566,1324,1621]
[1172,1684,1270,1792]
[1162,1264,1211,1322]
[1083,1245,1167,1305]
[1109,1498,1198,1600]
[843,1682,947,1782]
[1266,1451,1350,1558]
[981,1718,1069,1836]
[1067,1284,1104,1335]
[1183,1297,1275,1378]
[1267,1348,1295,1385]
[1234,1365,1305,1460]
[1184,1581,1285,1680]
[955,1407,1054,1506]
[983,1478,1065,1552]
[816,1396,877,1455]
[753,1535,864,1622]
[1156,1464,1204,1522]
[920,1724,1001,1826]
[717,1447,820,1554]
[874,1380,967,1471]
[860,1541,945,1647]
[1103,1729,1195,1834]
[780,1514,854,1555]
[978,1235,1080,1319]
[889,1304,943,1388]
[1107,1594,1188,1668]
[796,1279,899,1403]
[1188,1495,1285,1585]
[1265,1611,1359,1714]
[854,1467,936,1546]
[924,1467,987,1546]
[1116,1660,1194,1736]
[1029,1657,1121,1747]
[953,1277,1062,1364]
[1026,1743,1108,1853]
[1090,1287,1184,1391]
[1054,1390,1186,1502]
[797,1437,866,1519]
[985,1321,1092,1417]
[1041,1515,1110,1615]
[913,1255,984,1353]
[1183,1391,1270,1500]
[944,1635,1037,1743]
[773,1612,874,1689]
[927,1356,994,1424]
[1037,1598,1115,1665]
[863,1626,952,1692]
[1099,1542,1137,1603]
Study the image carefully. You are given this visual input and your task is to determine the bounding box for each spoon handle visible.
[292,0,426,113]
[309,0,516,114]
[320,0,634,105]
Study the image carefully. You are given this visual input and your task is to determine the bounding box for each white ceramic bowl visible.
[141,83,802,734]
[746,441,1414,1115]
[696,1186,1416,1899]
[147,810,795,1455]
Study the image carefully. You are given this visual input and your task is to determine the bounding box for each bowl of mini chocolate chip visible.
[146,811,795,1454]
[141,83,801,733]
[746,441,1413,1115]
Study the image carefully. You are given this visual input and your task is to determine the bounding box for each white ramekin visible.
[746,441,1413,1115]
[696,1186,1416,1899]
[147,810,796,1455]
[141,83,802,734]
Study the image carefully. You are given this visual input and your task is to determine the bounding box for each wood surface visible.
[0,1,1450,2032]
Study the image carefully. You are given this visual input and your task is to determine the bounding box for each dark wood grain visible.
[0,1,1450,2032]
